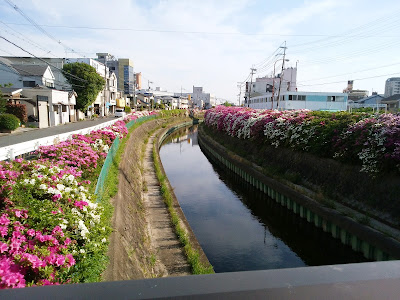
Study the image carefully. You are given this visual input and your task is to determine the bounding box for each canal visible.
[159,125,368,273]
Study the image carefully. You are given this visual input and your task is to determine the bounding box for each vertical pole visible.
[237,83,242,106]
[133,72,136,110]
[248,66,256,107]
[277,41,287,110]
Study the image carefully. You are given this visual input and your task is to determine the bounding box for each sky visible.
[1,0,400,104]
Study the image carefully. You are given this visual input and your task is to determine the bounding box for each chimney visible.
[347,80,354,91]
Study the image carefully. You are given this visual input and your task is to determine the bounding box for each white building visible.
[21,87,76,127]
[0,56,118,116]
[65,58,117,116]
[0,59,55,89]
[249,91,348,111]
[384,77,400,97]
[247,67,297,97]
[191,86,216,109]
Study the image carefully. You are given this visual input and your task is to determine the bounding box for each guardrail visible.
[1,261,400,299]
[94,115,156,202]
[0,118,124,161]
[348,103,387,113]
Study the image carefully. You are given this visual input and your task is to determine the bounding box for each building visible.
[96,53,134,103]
[343,80,368,101]
[0,56,118,116]
[0,59,55,89]
[347,93,387,112]
[21,86,76,127]
[135,72,142,90]
[381,94,400,112]
[246,67,297,99]
[191,86,216,109]
[65,57,117,116]
[249,91,348,111]
[384,77,400,97]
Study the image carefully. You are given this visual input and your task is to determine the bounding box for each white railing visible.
[0,117,123,161]
[348,103,387,113]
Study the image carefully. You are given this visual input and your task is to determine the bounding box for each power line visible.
[3,22,399,38]
[300,61,400,83]
[0,20,57,57]
[0,60,85,88]
[297,71,400,87]
[4,0,86,58]
[0,35,88,84]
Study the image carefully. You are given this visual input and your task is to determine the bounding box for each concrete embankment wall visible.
[198,126,400,261]
[155,121,212,270]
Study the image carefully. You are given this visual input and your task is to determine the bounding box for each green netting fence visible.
[94,115,156,202]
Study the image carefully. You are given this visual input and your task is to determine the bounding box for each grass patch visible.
[152,139,214,275]
[92,116,157,281]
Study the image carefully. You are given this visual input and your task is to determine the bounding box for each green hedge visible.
[0,113,20,130]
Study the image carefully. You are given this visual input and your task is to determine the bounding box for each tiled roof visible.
[11,64,48,76]
[382,94,400,101]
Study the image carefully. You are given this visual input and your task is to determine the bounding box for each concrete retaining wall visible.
[198,126,400,261]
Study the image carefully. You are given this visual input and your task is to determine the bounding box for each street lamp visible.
[271,58,289,110]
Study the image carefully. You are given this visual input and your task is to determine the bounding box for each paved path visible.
[0,116,118,147]
[143,131,191,276]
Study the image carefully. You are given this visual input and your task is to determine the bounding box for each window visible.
[336,96,344,102]
[23,81,35,87]
[45,81,54,88]
[298,95,306,101]
[110,67,115,70]
[288,95,293,100]
[328,96,336,102]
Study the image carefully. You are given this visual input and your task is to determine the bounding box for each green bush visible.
[124,106,131,113]
[0,113,20,130]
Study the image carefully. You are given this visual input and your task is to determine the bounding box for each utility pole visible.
[133,72,136,110]
[277,41,287,110]
[248,66,256,107]
[237,82,242,106]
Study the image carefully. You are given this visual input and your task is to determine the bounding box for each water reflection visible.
[160,125,368,273]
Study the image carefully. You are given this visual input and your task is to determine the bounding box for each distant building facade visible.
[191,86,216,109]
[384,77,400,97]
[249,91,348,111]
[343,80,368,101]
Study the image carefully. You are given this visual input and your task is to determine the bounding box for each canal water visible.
[159,125,368,273]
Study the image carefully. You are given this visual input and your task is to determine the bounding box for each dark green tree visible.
[0,83,12,114]
[62,62,105,112]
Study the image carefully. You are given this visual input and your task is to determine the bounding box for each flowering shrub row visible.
[0,111,156,289]
[204,106,400,174]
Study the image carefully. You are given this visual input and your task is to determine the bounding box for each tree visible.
[0,83,12,114]
[62,62,105,112]
[222,101,232,107]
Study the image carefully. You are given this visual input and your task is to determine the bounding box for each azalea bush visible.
[0,111,157,289]
[204,106,400,174]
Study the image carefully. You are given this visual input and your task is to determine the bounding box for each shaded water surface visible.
[159,125,368,273]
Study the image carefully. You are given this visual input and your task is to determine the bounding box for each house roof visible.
[382,94,400,101]
[0,87,22,95]
[11,64,49,76]
[355,94,384,103]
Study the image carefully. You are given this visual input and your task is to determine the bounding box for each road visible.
[0,115,119,147]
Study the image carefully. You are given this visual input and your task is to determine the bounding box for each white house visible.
[22,87,75,127]
[0,59,55,89]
